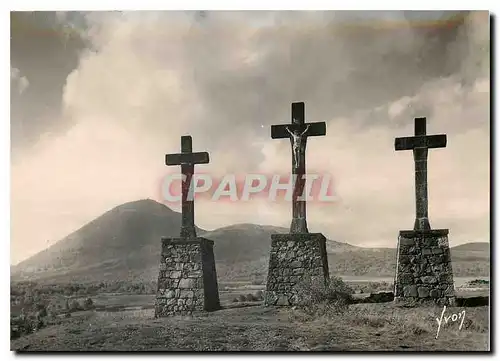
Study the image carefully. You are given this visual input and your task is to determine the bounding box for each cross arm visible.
[271,121,326,139]
[395,134,447,151]
[165,152,210,166]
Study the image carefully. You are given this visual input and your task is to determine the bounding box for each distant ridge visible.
[11,199,489,283]
[451,242,489,252]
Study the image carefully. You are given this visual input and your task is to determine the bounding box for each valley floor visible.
[11,302,489,352]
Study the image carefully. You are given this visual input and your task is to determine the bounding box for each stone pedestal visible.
[155,237,220,317]
[265,233,329,306]
[394,229,456,306]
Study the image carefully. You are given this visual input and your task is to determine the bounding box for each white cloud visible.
[11,11,490,263]
[10,66,29,94]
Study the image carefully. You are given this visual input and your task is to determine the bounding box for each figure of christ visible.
[285,124,310,169]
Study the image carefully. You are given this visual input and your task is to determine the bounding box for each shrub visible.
[10,307,48,340]
[232,298,239,303]
[466,279,489,288]
[67,299,82,312]
[294,275,353,316]
[82,298,95,310]
[35,303,48,318]
[246,294,257,302]
[23,294,34,306]
[238,295,247,302]
[255,290,264,300]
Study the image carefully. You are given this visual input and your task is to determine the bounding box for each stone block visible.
[155,237,220,317]
[276,295,290,306]
[265,233,329,307]
[180,290,194,299]
[443,285,455,296]
[178,278,195,289]
[417,286,430,298]
[429,289,442,298]
[439,274,454,283]
[394,229,454,306]
[403,285,418,297]
[421,276,438,284]
[170,271,182,279]
[422,248,432,256]
[400,237,416,246]
[398,273,413,284]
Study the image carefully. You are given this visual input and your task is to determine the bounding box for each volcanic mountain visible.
[11,199,489,283]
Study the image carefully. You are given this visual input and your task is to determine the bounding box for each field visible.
[10,278,489,352]
[11,302,489,351]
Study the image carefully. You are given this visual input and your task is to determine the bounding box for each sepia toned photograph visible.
[10,10,490,352]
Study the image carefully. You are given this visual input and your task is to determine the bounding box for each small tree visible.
[68,299,81,312]
[82,298,94,310]
[294,275,353,316]
[35,303,48,318]
[255,290,264,300]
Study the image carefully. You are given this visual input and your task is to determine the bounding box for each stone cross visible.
[165,135,209,239]
[395,117,447,231]
[271,102,326,234]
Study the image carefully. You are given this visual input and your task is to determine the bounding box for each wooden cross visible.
[271,102,327,234]
[165,135,209,239]
[395,117,447,231]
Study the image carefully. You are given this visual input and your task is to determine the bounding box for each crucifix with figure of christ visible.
[271,102,327,234]
[395,117,447,231]
[165,135,209,239]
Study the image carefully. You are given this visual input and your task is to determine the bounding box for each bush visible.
[465,279,489,287]
[66,299,82,312]
[35,303,48,318]
[238,295,247,302]
[82,298,95,310]
[10,307,48,340]
[294,275,353,316]
[246,294,257,302]
[255,290,264,300]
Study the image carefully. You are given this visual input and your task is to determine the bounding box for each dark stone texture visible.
[155,237,220,317]
[264,233,329,306]
[394,229,455,306]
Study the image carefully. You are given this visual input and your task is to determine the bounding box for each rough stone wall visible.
[394,229,456,306]
[265,233,329,306]
[155,237,220,317]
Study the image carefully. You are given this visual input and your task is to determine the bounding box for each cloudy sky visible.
[10,11,490,264]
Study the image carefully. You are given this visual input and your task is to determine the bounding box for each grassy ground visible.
[11,302,488,352]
